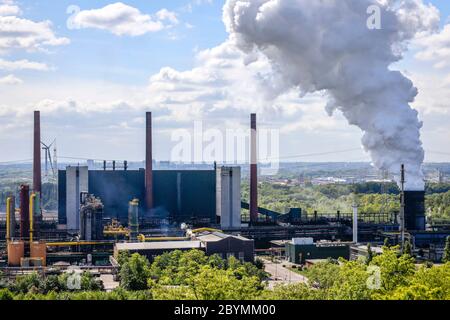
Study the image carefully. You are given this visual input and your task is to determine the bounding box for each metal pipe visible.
[250,113,258,225]
[137,235,190,242]
[6,197,11,241]
[145,112,153,212]
[46,241,112,247]
[33,111,42,195]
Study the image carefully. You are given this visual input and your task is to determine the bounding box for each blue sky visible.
[0,0,449,166]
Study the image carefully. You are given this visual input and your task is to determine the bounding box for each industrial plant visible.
[0,110,449,273]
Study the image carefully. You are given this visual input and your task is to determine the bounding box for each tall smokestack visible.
[145,112,153,212]
[250,113,258,225]
[33,111,42,195]
[19,185,30,240]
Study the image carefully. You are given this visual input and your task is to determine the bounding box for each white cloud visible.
[0,74,22,84]
[415,22,450,69]
[0,15,70,52]
[71,2,179,36]
[0,58,50,71]
[0,3,20,16]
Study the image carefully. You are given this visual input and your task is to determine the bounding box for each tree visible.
[443,236,450,263]
[120,253,151,291]
[403,240,412,257]
[366,243,374,264]
[370,246,415,293]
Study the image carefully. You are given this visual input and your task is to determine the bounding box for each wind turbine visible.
[41,139,55,179]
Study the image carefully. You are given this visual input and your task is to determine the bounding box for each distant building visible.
[285,238,350,264]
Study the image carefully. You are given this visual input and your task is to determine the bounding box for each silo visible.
[7,241,25,266]
[30,241,47,266]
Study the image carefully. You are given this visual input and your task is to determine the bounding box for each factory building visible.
[404,191,426,231]
[285,238,351,264]
[114,231,254,263]
[58,168,217,228]
[216,167,241,230]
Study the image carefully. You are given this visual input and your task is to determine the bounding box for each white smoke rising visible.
[224,0,440,191]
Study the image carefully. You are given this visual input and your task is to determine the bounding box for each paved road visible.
[263,259,308,288]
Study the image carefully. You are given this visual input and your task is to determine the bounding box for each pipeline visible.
[137,234,190,242]
[46,241,113,247]
[6,197,11,241]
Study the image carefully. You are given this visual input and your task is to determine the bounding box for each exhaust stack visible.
[250,114,258,225]
[33,111,42,194]
[145,112,153,212]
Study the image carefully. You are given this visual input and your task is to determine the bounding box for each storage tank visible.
[7,241,25,266]
[30,241,47,266]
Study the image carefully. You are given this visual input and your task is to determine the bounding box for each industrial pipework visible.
[137,235,190,242]
[29,193,40,243]
[6,196,15,241]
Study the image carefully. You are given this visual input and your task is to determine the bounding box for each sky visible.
[0,0,449,165]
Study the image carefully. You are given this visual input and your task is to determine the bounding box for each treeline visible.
[242,182,450,221]
[0,182,57,211]
[1,247,449,300]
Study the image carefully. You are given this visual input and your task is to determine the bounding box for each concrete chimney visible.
[33,111,42,194]
[145,112,153,212]
[250,114,258,225]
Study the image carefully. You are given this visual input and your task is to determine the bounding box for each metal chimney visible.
[33,111,42,194]
[19,185,30,240]
[145,112,153,212]
[250,114,258,225]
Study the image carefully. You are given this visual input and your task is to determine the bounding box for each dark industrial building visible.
[58,169,216,226]
[285,238,350,264]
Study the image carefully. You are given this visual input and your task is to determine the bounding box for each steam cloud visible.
[224,0,440,190]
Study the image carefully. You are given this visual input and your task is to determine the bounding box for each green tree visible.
[403,240,412,257]
[120,253,151,291]
[370,246,415,293]
[443,236,450,263]
[366,243,374,264]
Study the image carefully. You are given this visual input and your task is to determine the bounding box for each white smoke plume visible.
[223,0,440,190]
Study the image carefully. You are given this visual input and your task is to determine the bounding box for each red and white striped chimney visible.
[250,113,258,225]
[33,111,42,194]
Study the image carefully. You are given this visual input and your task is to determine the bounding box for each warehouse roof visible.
[115,241,203,251]
[196,232,251,242]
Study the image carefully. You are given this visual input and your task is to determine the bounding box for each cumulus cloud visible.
[0,14,70,52]
[0,2,20,16]
[0,74,22,84]
[70,2,179,36]
[0,58,50,71]
[415,23,450,69]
